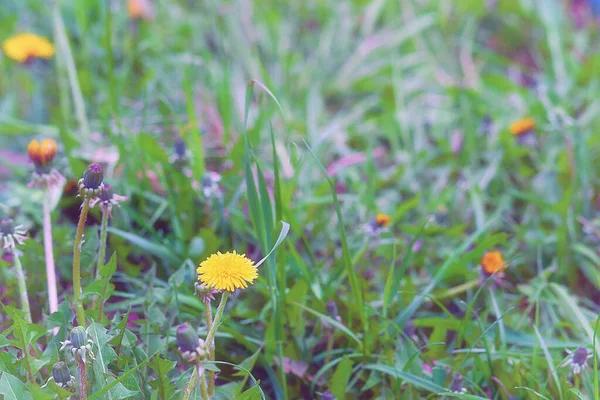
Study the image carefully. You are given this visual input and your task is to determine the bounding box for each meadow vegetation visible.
[1,0,600,399]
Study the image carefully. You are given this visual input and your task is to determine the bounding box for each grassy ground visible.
[1,0,600,399]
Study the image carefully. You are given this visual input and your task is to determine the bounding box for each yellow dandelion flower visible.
[481,251,508,275]
[375,213,392,227]
[27,139,57,166]
[509,117,536,136]
[197,251,258,292]
[2,33,54,63]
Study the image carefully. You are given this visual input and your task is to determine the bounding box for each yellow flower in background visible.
[2,33,54,63]
[481,251,508,275]
[375,213,392,227]
[128,0,154,20]
[509,117,535,136]
[197,251,258,292]
[27,139,57,166]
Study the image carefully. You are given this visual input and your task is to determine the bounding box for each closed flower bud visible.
[52,362,71,385]
[27,139,57,168]
[322,391,335,400]
[176,324,199,353]
[0,218,14,235]
[83,163,104,189]
[174,137,187,158]
[99,183,113,203]
[70,326,88,348]
[326,301,338,319]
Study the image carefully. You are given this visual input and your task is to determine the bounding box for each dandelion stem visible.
[204,292,229,354]
[77,357,88,399]
[73,198,90,326]
[43,199,59,322]
[205,300,215,397]
[96,208,109,279]
[13,252,32,323]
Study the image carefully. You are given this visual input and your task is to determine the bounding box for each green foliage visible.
[1,0,600,398]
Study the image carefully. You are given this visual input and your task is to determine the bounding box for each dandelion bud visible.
[174,137,187,158]
[52,362,71,386]
[99,183,113,203]
[0,218,15,235]
[27,139,57,174]
[83,163,103,189]
[322,391,335,400]
[176,324,199,354]
[69,326,88,349]
[326,301,338,319]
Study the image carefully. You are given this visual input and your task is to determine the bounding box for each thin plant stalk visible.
[205,300,215,397]
[96,208,109,278]
[204,292,229,351]
[13,252,32,323]
[73,198,90,326]
[77,357,88,399]
[198,365,209,400]
[43,199,59,319]
[52,0,91,145]
[182,365,198,400]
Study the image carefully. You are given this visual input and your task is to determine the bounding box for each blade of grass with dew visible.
[301,138,367,337]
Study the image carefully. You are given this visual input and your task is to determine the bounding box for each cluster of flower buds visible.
[60,326,95,363]
[0,218,27,250]
[78,163,104,198]
[90,183,128,218]
[27,139,65,189]
[52,361,76,388]
[194,282,219,304]
[176,324,207,364]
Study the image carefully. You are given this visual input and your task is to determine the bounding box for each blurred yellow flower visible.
[375,213,392,227]
[27,139,57,166]
[197,251,258,292]
[481,251,508,275]
[2,33,54,63]
[509,117,535,136]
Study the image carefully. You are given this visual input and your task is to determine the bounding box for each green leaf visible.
[87,359,149,400]
[0,373,32,400]
[88,323,118,398]
[330,356,354,399]
[362,364,445,393]
[235,384,262,400]
[147,356,176,400]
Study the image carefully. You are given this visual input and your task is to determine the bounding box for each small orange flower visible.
[481,251,508,275]
[128,0,154,20]
[2,33,54,63]
[375,213,392,227]
[27,139,57,167]
[509,117,536,136]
